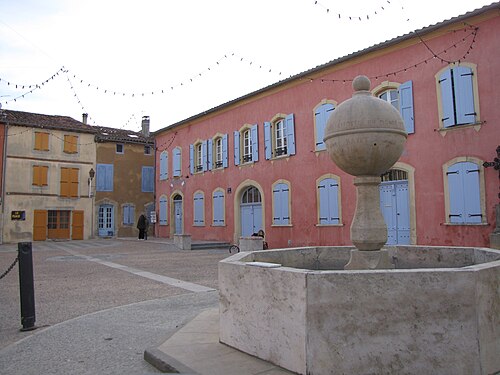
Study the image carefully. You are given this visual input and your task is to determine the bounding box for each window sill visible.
[437,121,484,136]
[212,224,226,227]
[193,224,205,227]
[442,222,489,226]
[316,223,344,227]
[271,224,292,227]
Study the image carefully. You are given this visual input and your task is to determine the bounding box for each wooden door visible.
[33,210,47,241]
[72,210,84,240]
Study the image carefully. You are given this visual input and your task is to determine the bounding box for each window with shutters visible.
[159,195,168,225]
[372,81,415,134]
[234,125,258,165]
[63,135,78,154]
[60,167,79,198]
[34,131,49,151]
[172,147,182,177]
[190,140,206,174]
[211,135,228,170]
[123,204,135,225]
[212,189,225,226]
[159,151,168,180]
[142,166,154,192]
[443,158,485,225]
[193,191,205,226]
[96,164,114,192]
[314,101,336,151]
[32,165,49,187]
[116,144,124,154]
[264,113,296,159]
[272,181,291,226]
[317,175,342,225]
[436,63,480,130]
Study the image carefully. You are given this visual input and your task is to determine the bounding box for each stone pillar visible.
[239,237,264,252]
[174,234,191,250]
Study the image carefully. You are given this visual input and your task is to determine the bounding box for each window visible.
[159,151,168,180]
[213,189,225,226]
[123,204,135,225]
[375,81,414,134]
[63,135,78,154]
[144,145,152,155]
[314,102,335,151]
[437,64,478,128]
[60,167,79,198]
[116,144,124,154]
[96,164,114,192]
[193,191,205,226]
[317,176,341,225]
[209,135,228,169]
[159,196,168,225]
[173,147,182,177]
[234,125,258,165]
[264,114,295,159]
[445,160,484,224]
[190,141,207,174]
[272,181,290,225]
[32,165,48,186]
[142,166,154,192]
[34,132,49,151]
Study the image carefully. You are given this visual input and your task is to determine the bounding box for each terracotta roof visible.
[94,126,153,145]
[154,1,500,135]
[0,109,97,134]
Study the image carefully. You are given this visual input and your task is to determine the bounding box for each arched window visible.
[272,181,291,225]
[241,186,261,204]
[193,191,205,226]
[317,176,341,225]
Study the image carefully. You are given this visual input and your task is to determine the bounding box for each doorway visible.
[240,186,263,237]
[380,170,410,245]
[98,204,114,237]
[173,194,183,235]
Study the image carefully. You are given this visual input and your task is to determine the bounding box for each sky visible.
[0,0,495,133]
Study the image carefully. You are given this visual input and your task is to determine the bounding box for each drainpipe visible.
[0,115,7,244]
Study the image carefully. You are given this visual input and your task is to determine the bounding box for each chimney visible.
[82,113,88,124]
[141,116,150,137]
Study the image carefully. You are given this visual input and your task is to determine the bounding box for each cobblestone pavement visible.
[0,238,229,350]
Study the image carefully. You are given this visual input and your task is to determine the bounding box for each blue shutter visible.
[202,140,208,172]
[318,180,329,224]
[130,205,135,225]
[398,80,414,134]
[222,134,228,168]
[327,179,339,224]
[105,165,113,191]
[447,163,465,223]
[123,205,129,225]
[189,144,194,174]
[213,191,224,226]
[142,166,154,192]
[96,164,106,191]
[380,183,397,244]
[160,152,168,180]
[173,148,181,177]
[285,113,296,155]
[453,66,476,125]
[273,183,289,225]
[439,69,456,128]
[207,139,213,171]
[251,124,258,162]
[315,104,334,150]
[159,197,167,225]
[194,193,204,225]
[462,162,482,224]
[234,131,240,166]
[264,122,272,159]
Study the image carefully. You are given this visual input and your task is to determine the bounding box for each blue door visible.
[98,204,114,237]
[240,186,263,237]
[380,180,410,245]
[174,198,183,234]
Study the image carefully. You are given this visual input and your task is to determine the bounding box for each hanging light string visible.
[305,24,478,84]
[67,51,283,99]
[310,0,403,21]
[0,67,66,105]
[64,71,98,125]
[155,131,178,153]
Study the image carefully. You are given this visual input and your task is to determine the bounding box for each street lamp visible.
[88,168,95,198]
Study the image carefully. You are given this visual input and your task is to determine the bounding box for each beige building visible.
[0,110,96,243]
[94,116,154,238]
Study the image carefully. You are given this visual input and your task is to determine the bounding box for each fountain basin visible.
[219,246,500,375]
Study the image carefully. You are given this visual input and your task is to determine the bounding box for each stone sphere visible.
[324,75,407,176]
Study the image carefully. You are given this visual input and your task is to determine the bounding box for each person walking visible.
[137,214,147,240]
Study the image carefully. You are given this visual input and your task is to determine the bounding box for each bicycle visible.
[228,244,240,254]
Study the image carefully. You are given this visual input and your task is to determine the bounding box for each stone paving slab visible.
[145,308,295,375]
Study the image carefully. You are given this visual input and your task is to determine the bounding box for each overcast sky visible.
[0,0,494,132]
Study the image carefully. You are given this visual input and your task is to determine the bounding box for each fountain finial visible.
[352,75,371,92]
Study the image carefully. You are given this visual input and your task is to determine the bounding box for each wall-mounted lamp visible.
[227,187,232,194]
[88,168,95,198]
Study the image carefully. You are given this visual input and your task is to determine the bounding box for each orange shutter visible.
[70,168,79,197]
[60,168,69,197]
[33,210,47,241]
[35,132,49,151]
[72,211,84,240]
[64,135,78,153]
[40,166,48,186]
[32,166,40,186]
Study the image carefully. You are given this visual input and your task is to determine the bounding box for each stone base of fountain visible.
[219,246,500,375]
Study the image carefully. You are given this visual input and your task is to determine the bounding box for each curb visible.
[144,347,198,374]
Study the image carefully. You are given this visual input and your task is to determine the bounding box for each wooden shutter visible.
[194,193,204,225]
[160,152,168,180]
[71,210,84,240]
[159,197,167,225]
[207,139,213,171]
[213,191,224,225]
[398,80,415,134]
[33,165,48,186]
[35,132,49,151]
[462,162,482,224]
[69,168,79,197]
[318,178,339,224]
[173,148,181,177]
[273,183,289,225]
[453,66,476,125]
[142,166,154,192]
[439,69,456,128]
[189,144,194,174]
[33,210,47,241]
[202,140,208,171]
[447,163,465,223]
[264,122,272,159]
[64,135,78,153]
[233,131,240,166]
[60,168,70,197]
[251,124,258,162]
[285,114,296,155]
[222,134,228,168]
[315,104,334,150]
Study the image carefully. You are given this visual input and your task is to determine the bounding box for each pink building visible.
[154,3,500,249]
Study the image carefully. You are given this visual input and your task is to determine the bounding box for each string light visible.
[310,0,404,22]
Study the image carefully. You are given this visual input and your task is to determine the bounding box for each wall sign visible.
[11,211,26,220]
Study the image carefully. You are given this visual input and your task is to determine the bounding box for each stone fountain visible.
[219,76,500,375]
